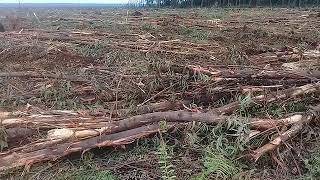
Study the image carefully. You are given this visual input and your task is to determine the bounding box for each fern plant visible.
[195,149,240,180]
[156,122,176,180]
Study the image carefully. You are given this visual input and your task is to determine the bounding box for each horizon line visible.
[0,2,127,4]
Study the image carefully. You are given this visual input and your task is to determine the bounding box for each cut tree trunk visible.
[0,72,87,82]
[0,124,163,172]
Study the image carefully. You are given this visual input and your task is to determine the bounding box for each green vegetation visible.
[304,150,320,179]
[1,6,319,180]
[76,42,105,58]
[156,139,177,180]
[178,25,215,42]
[143,0,317,8]
[195,149,240,180]
[156,121,177,180]
[0,127,8,151]
[141,23,157,31]
[57,153,118,180]
[60,168,117,180]
[226,45,248,65]
[250,100,308,118]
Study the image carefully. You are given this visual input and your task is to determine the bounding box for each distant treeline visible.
[132,0,320,7]
[0,3,125,8]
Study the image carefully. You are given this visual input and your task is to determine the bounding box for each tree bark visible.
[210,83,320,115]
[0,72,87,82]
[0,124,162,172]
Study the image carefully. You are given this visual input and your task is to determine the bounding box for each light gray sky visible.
[0,0,128,3]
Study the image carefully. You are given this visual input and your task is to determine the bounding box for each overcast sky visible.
[0,0,128,3]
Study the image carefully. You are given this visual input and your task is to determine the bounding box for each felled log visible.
[0,72,87,82]
[163,64,320,81]
[1,100,190,129]
[0,124,162,172]
[211,83,320,115]
[250,114,312,161]
[105,100,191,118]
[0,109,313,172]
[2,110,305,142]
[6,128,34,142]
[2,115,114,129]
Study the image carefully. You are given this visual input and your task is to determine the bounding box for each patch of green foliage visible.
[0,127,8,151]
[194,8,230,19]
[40,81,84,110]
[58,153,118,180]
[187,115,250,179]
[141,23,157,31]
[95,21,132,33]
[156,121,177,180]
[76,42,105,58]
[194,149,240,180]
[156,139,177,180]
[193,72,211,83]
[304,150,320,179]
[250,100,307,118]
[0,81,103,110]
[252,28,270,38]
[210,117,251,158]
[226,45,248,65]
[60,169,117,180]
[178,25,194,35]
[177,25,213,42]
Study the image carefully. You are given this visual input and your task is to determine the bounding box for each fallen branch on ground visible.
[1,109,306,141]
[163,64,320,82]
[249,115,312,162]
[0,72,88,82]
[0,109,316,172]
[211,83,320,115]
[0,124,163,172]
[106,100,190,118]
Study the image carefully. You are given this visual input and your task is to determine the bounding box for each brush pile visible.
[0,46,319,172]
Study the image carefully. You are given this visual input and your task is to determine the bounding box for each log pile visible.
[0,78,319,172]
[0,25,320,174]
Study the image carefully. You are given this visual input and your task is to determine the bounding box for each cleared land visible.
[0,7,320,179]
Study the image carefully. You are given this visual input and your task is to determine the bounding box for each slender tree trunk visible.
[201,0,204,7]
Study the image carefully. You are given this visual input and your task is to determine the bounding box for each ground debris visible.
[132,11,144,17]
[0,7,320,179]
